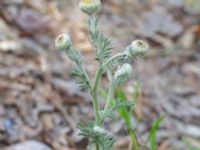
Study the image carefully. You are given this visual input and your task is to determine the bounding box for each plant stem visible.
[102,52,125,68]
[103,81,114,115]
[88,15,102,150]
[96,144,100,150]
[128,129,139,150]
[91,65,102,126]
[127,120,139,150]
[91,66,102,150]
[81,64,92,88]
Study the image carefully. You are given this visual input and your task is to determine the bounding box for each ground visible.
[0,0,200,150]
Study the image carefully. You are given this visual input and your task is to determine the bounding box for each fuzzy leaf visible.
[89,17,112,63]
[69,66,90,90]
[78,122,115,150]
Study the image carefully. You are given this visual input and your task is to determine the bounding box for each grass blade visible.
[147,115,165,150]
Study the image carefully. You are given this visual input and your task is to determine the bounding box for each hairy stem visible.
[92,66,102,150]
[88,15,102,150]
[91,65,102,126]
[81,64,92,88]
[103,81,114,116]
[102,52,125,68]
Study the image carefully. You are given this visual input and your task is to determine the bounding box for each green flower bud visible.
[114,63,132,85]
[55,34,72,52]
[130,40,148,56]
[79,0,101,15]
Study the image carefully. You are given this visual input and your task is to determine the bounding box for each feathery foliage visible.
[55,0,152,150]
[89,17,112,64]
[78,122,115,150]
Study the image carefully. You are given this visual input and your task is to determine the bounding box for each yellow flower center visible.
[82,0,91,4]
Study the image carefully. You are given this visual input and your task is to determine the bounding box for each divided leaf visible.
[78,122,115,150]
[69,66,90,90]
[66,47,83,66]
[89,17,113,63]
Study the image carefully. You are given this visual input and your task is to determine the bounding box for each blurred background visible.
[0,0,200,150]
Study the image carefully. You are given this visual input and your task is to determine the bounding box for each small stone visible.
[4,140,52,150]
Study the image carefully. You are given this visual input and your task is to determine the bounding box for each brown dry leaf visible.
[40,113,54,131]
[157,139,171,150]
[177,27,195,49]
[76,42,92,53]
[192,24,200,36]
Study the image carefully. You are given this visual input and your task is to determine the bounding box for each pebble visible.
[4,140,52,150]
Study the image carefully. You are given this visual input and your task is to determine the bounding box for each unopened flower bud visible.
[94,126,106,133]
[55,34,72,52]
[79,0,101,15]
[131,40,148,56]
[114,63,132,84]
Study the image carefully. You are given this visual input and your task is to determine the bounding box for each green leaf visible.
[69,66,84,78]
[100,99,133,121]
[100,110,115,121]
[78,122,115,150]
[69,66,90,91]
[115,88,133,128]
[89,17,112,64]
[111,99,134,110]
[114,87,140,150]
[147,115,165,150]
[127,128,139,150]
[66,47,83,65]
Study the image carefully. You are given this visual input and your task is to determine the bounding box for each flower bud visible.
[94,126,106,133]
[130,40,148,56]
[114,63,132,85]
[55,34,72,52]
[79,0,101,15]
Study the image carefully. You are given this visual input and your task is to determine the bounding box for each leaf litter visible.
[0,0,200,149]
